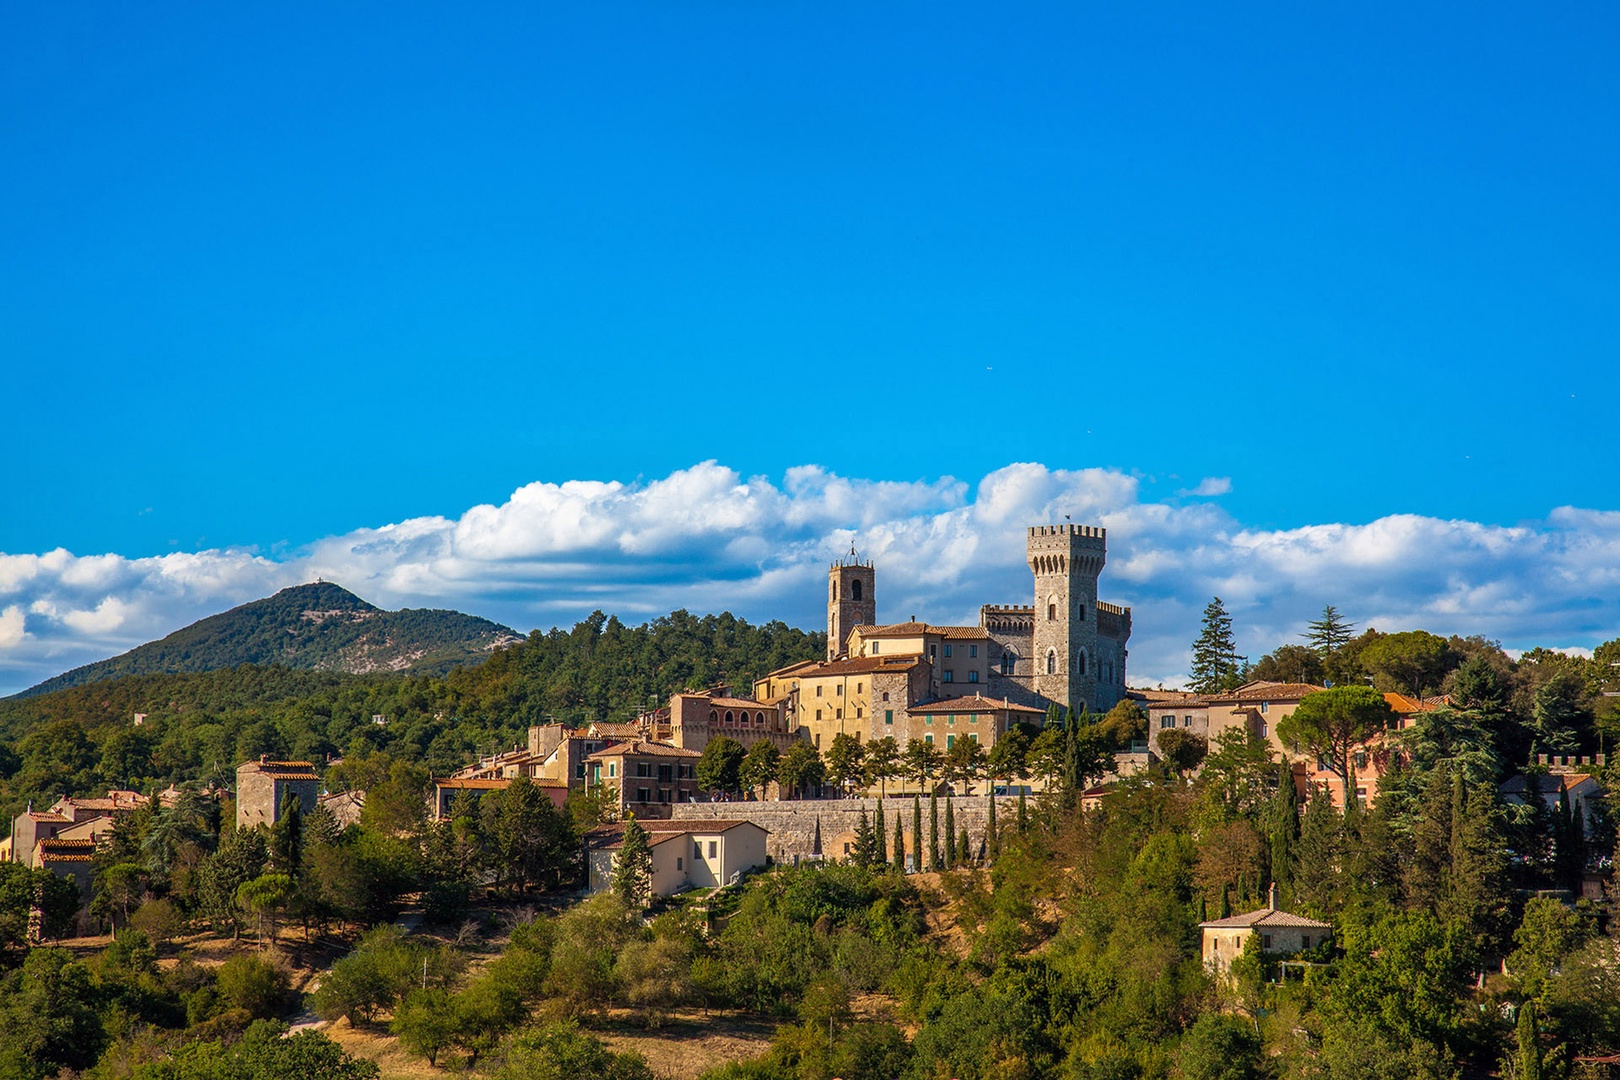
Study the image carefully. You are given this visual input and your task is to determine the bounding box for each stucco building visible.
[586,818,770,898]
[1200,885,1332,976]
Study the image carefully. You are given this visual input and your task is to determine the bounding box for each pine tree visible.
[1189,597,1245,694]
[929,792,941,872]
[944,797,957,868]
[875,799,888,865]
[1516,1001,1543,1080]
[852,809,877,867]
[893,818,906,873]
[613,815,652,910]
[1305,605,1355,656]
[986,793,999,862]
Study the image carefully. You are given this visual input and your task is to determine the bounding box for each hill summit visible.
[17,582,522,697]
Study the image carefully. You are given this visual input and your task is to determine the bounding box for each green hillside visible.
[15,582,521,698]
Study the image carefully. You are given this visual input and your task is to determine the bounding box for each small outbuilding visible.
[586,819,770,898]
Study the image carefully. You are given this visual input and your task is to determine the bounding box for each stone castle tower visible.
[826,549,875,660]
[1027,524,1106,711]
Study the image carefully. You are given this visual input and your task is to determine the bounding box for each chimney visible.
[260,754,269,765]
[1267,882,1279,911]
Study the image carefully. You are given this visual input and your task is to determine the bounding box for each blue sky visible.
[3,4,1618,692]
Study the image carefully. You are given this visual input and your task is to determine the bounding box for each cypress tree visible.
[1017,789,1028,835]
[986,793,999,862]
[1219,882,1231,918]
[1294,791,1344,916]
[960,827,972,866]
[1516,1001,1543,1080]
[1267,760,1298,896]
[813,815,823,857]
[875,798,888,865]
[613,815,653,910]
[913,796,923,874]
[893,818,906,873]
[929,791,941,871]
[852,809,876,867]
[944,797,957,868]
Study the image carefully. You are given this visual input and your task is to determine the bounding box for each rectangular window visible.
[836,708,843,719]
[708,841,717,858]
[943,670,954,683]
[885,710,894,725]
[969,644,977,658]
[947,735,955,749]
[637,787,650,802]
[816,686,823,697]
[695,840,702,858]
[968,671,979,683]
[1260,701,1269,713]
[637,762,651,778]
[856,682,862,694]
[658,764,673,782]
[1161,716,1174,729]
[948,715,956,725]
[609,763,617,778]
[926,716,933,725]
[1262,934,1272,949]
[1183,715,1193,727]
[873,642,880,654]
[1302,935,1311,949]
[677,857,683,870]
[969,713,978,723]
[970,732,978,742]
[575,763,586,778]
[815,733,821,747]
[855,707,863,718]
[925,734,933,744]
[816,709,822,721]
[944,644,952,658]
[1260,722,1268,738]
[837,684,844,696]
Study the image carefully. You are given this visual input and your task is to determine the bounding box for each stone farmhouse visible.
[1200,884,1332,977]
[235,757,320,829]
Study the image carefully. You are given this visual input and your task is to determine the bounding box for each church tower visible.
[827,548,875,661]
[1027,524,1106,711]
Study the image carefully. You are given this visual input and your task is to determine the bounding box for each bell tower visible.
[827,546,875,661]
[1027,524,1106,711]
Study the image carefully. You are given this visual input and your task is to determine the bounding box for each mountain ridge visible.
[14,582,522,697]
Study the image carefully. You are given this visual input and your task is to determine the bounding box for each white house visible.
[587,819,770,898]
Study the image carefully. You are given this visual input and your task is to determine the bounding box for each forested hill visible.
[15,582,522,698]
[0,609,825,815]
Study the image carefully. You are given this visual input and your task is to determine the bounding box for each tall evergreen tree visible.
[875,799,887,865]
[1190,597,1245,694]
[1305,605,1355,655]
[851,809,877,867]
[1293,791,1343,916]
[1267,761,1299,895]
[893,817,906,873]
[986,793,999,862]
[812,815,823,857]
[913,796,923,874]
[960,827,972,866]
[1017,789,1028,835]
[613,815,652,910]
[929,792,941,872]
[944,797,957,868]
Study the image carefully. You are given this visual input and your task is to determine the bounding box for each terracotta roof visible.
[1145,696,1210,710]
[1133,689,1206,704]
[433,776,569,790]
[700,697,777,711]
[1383,692,1445,714]
[587,818,767,849]
[25,812,71,823]
[588,740,702,760]
[241,760,320,778]
[590,723,642,737]
[853,622,991,640]
[907,694,1045,715]
[37,838,98,863]
[796,655,927,678]
[1200,906,1331,930]
[1207,682,1326,704]
[57,791,150,813]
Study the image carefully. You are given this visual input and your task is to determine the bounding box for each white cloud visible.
[3,460,1620,695]
[1178,477,1233,498]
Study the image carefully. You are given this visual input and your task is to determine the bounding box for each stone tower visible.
[1027,524,1106,711]
[827,548,875,661]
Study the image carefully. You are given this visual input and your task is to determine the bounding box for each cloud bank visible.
[4,461,1618,696]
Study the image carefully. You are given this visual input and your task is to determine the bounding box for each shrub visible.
[217,952,291,1020]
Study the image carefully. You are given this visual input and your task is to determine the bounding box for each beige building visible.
[1200,886,1331,975]
[667,690,795,754]
[586,819,770,898]
[236,758,321,829]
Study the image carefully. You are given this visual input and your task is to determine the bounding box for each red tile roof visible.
[1207,682,1326,704]
[907,694,1045,715]
[1200,906,1331,930]
[794,655,927,678]
[853,622,991,640]
[587,740,702,760]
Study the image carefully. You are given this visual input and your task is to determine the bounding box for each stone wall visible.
[669,794,1019,864]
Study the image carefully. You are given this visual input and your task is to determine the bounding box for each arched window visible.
[1047,650,1057,675]
[709,711,717,723]
[852,578,863,601]
[1047,603,1057,621]
[724,710,734,724]
[881,691,890,702]
[1077,651,1087,676]
[1077,604,1085,621]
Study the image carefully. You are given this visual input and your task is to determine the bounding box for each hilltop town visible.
[1,521,1618,1080]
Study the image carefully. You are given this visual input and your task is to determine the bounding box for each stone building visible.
[752,522,1132,749]
[235,757,321,829]
[587,740,703,817]
[1200,885,1331,976]
[585,819,770,898]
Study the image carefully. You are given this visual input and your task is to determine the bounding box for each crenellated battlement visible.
[1028,524,1106,542]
